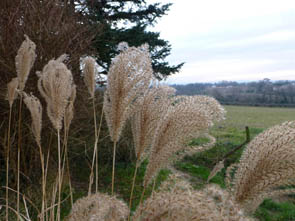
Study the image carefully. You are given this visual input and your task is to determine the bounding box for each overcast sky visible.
[148,0,295,84]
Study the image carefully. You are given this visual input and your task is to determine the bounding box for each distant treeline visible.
[171,79,295,107]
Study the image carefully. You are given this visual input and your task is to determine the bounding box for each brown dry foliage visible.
[0,0,98,183]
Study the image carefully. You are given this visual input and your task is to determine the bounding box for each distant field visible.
[220,105,295,129]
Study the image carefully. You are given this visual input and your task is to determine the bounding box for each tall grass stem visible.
[6,107,12,221]
[111,141,117,195]
[17,96,23,221]
[128,162,139,221]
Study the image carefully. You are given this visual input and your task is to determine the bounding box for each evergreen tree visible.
[76,0,184,79]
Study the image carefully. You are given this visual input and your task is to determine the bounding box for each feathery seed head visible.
[23,92,42,146]
[173,95,226,123]
[231,121,295,213]
[64,85,76,132]
[144,97,212,186]
[7,77,19,107]
[134,175,253,221]
[103,44,153,142]
[131,85,176,163]
[16,35,36,91]
[82,56,98,98]
[37,55,74,131]
[66,193,129,221]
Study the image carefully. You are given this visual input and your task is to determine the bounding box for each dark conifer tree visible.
[76,0,184,79]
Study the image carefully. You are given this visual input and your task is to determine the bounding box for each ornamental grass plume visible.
[66,193,129,221]
[16,35,36,92]
[131,85,176,164]
[23,92,42,146]
[82,56,102,194]
[82,56,97,99]
[103,44,153,194]
[173,95,226,122]
[37,54,75,221]
[15,34,36,221]
[128,85,175,219]
[133,175,253,221]
[37,54,74,131]
[230,121,295,213]
[22,92,46,220]
[7,77,19,108]
[103,44,153,143]
[5,77,19,221]
[143,96,212,188]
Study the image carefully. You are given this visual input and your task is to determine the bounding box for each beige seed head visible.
[131,85,176,163]
[7,77,19,107]
[133,175,253,221]
[37,55,74,131]
[64,85,76,132]
[23,92,42,146]
[231,121,295,213]
[16,35,36,91]
[66,192,129,221]
[144,96,212,186]
[82,56,98,98]
[103,44,153,142]
[173,95,226,123]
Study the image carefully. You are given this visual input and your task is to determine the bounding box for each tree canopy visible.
[75,0,184,79]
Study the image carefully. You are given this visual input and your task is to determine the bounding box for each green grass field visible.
[221,105,295,129]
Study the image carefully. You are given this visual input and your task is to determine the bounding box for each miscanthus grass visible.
[128,85,176,220]
[66,193,129,221]
[5,77,19,221]
[15,35,36,221]
[229,121,295,213]
[133,175,253,221]
[37,54,75,221]
[22,92,46,221]
[142,96,213,195]
[82,56,102,195]
[103,44,153,194]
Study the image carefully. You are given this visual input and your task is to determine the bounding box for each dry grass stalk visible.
[131,85,176,164]
[103,44,153,143]
[143,96,212,187]
[37,54,74,131]
[82,56,97,98]
[128,85,175,219]
[133,175,253,221]
[64,85,76,207]
[231,121,295,213]
[23,92,42,146]
[82,56,102,195]
[37,54,75,221]
[15,35,36,221]
[103,44,153,194]
[5,77,19,221]
[22,92,46,220]
[66,193,129,221]
[16,35,36,92]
